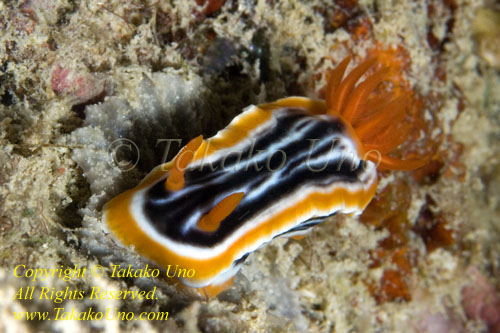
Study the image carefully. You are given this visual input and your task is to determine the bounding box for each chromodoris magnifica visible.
[103,56,426,296]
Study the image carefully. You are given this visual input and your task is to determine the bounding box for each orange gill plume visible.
[325,55,428,171]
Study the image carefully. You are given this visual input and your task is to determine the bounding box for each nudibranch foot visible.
[199,277,235,299]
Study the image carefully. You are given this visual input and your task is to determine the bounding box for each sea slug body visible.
[102,56,426,296]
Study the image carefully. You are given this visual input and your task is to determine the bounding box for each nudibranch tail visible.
[326,56,427,171]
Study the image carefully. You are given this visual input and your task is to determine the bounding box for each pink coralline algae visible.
[461,266,500,332]
[51,65,106,106]
[414,311,464,333]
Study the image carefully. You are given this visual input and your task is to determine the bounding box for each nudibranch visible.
[103,56,426,296]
